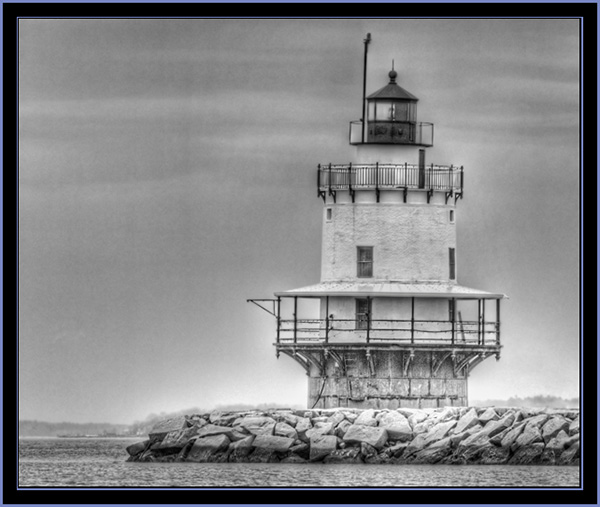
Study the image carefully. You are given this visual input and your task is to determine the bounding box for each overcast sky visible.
[18,19,580,424]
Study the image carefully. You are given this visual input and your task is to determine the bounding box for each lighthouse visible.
[249,37,506,410]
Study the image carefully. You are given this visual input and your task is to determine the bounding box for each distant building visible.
[250,38,506,409]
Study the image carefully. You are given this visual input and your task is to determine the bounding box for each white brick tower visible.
[250,39,506,409]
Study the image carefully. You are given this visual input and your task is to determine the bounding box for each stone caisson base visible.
[126,406,580,466]
[305,350,470,409]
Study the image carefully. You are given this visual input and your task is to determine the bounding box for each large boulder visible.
[499,422,526,449]
[511,424,543,452]
[521,413,550,429]
[295,417,313,441]
[289,442,310,460]
[404,433,429,458]
[341,410,359,423]
[423,420,457,445]
[252,434,295,453]
[148,416,188,440]
[387,441,409,458]
[126,440,149,457]
[450,424,483,447]
[407,410,429,428]
[457,441,497,463]
[541,416,571,443]
[209,411,239,426]
[305,422,334,440]
[278,412,299,428]
[568,415,580,436]
[411,436,453,464]
[428,407,458,425]
[396,407,421,419]
[154,426,200,454]
[558,439,580,465]
[237,416,276,436]
[376,411,413,441]
[545,429,571,451]
[343,424,388,450]
[186,434,230,462]
[195,424,248,442]
[227,435,256,461]
[326,410,346,427]
[309,434,338,462]
[509,442,545,465]
[354,409,378,427]
[477,407,499,425]
[481,412,516,438]
[274,422,298,440]
[334,419,352,439]
[453,408,479,434]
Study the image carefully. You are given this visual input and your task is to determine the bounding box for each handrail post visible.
[325,296,329,344]
[276,296,281,344]
[366,297,371,344]
[328,163,332,197]
[375,162,379,202]
[482,299,486,346]
[410,297,415,344]
[477,299,481,345]
[496,299,501,345]
[317,164,321,197]
[348,162,354,202]
[451,298,455,345]
[293,296,297,344]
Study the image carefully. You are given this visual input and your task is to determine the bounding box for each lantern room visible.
[349,68,434,147]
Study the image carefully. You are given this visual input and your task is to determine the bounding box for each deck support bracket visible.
[432,351,453,377]
[454,353,480,377]
[281,349,310,374]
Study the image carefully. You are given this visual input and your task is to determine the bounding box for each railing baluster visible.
[276,296,281,344]
[482,299,486,346]
[325,296,329,344]
[496,299,501,345]
[293,297,297,344]
[410,297,415,344]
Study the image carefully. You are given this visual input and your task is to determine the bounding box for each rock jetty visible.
[126,406,580,466]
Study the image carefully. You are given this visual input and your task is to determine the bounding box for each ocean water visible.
[18,437,580,488]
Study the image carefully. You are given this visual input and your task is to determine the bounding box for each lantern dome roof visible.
[367,69,419,101]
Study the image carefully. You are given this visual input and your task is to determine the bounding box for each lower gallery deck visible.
[249,285,505,409]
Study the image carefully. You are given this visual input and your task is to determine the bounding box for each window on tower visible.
[357,246,373,278]
[449,248,456,280]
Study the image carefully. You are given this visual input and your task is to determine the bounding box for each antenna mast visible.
[361,33,371,143]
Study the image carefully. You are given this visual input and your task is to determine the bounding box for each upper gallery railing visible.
[349,121,434,146]
[318,163,463,195]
